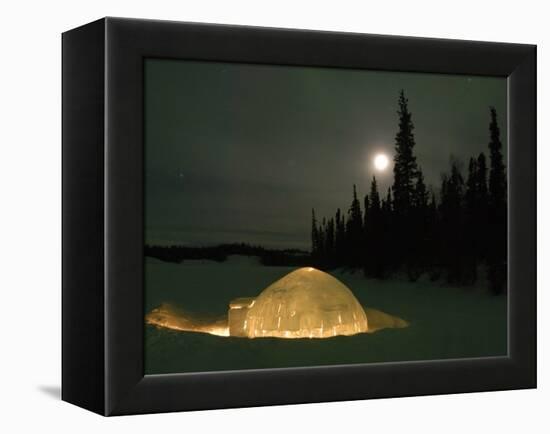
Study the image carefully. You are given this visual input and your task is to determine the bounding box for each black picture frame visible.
[62,17,536,416]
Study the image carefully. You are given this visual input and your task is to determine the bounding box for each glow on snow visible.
[146,267,407,339]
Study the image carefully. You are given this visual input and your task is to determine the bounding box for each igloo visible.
[228,267,369,338]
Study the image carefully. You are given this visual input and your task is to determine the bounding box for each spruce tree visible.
[335,208,346,267]
[414,169,428,208]
[464,157,479,283]
[409,168,430,280]
[363,194,369,230]
[392,90,419,270]
[325,218,335,267]
[365,177,383,277]
[369,177,381,211]
[487,108,507,294]
[311,208,320,260]
[429,191,437,216]
[349,185,363,233]
[318,217,326,266]
[488,108,506,210]
[465,157,478,215]
[439,160,466,284]
[347,184,364,267]
[381,187,394,276]
[475,152,489,262]
[384,187,393,212]
[427,191,438,277]
[476,153,488,202]
[393,90,419,217]
[362,194,370,271]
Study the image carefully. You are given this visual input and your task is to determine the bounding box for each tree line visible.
[311,91,507,294]
[145,243,311,267]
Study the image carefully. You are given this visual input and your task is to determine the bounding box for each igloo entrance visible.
[228,267,369,338]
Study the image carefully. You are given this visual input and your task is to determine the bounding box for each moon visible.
[374,154,390,171]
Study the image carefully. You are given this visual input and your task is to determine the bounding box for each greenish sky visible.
[145,58,507,249]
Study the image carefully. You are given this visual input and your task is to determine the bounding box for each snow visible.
[145,256,507,374]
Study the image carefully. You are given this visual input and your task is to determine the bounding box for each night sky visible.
[145,58,507,250]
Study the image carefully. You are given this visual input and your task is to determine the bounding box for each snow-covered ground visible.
[145,256,507,374]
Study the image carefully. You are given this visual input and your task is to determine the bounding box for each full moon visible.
[374,154,390,171]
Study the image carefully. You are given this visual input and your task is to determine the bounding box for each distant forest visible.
[311,91,507,294]
[145,243,311,267]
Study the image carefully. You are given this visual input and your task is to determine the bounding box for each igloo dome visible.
[228,267,369,338]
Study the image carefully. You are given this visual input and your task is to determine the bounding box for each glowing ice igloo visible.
[228,267,369,338]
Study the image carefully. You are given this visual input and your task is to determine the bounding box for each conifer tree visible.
[429,191,437,217]
[476,153,489,204]
[325,217,335,267]
[381,187,394,276]
[488,108,506,209]
[349,184,363,233]
[464,157,479,283]
[318,217,326,265]
[384,187,393,213]
[363,194,369,230]
[413,169,429,209]
[335,208,346,266]
[487,108,507,294]
[409,168,430,280]
[392,90,419,270]
[392,90,419,217]
[475,152,489,262]
[369,177,381,212]
[364,177,383,277]
[311,208,320,260]
[439,160,466,283]
[427,191,438,276]
[465,157,478,215]
[362,194,370,269]
[347,184,364,267]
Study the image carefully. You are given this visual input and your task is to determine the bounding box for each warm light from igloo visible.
[228,267,369,338]
[146,304,230,337]
[146,268,407,339]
